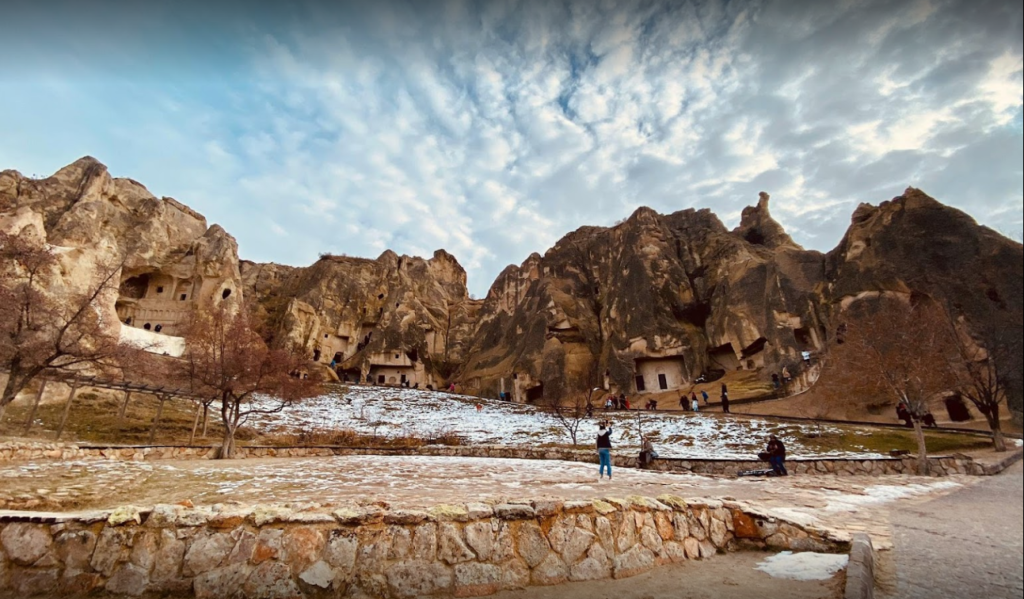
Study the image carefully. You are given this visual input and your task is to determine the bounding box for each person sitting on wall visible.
[765,435,788,476]
[922,411,938,428]
[638,436,658,469]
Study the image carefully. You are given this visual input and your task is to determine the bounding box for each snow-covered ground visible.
[755,552,849,581]
[249,386,884,459]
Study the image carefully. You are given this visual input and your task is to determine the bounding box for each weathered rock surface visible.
[241,249,481,388]
[1,157,241,344]
[5,158,1020,413]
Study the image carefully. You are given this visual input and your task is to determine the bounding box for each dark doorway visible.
[658,374,668,390]
[944,394,972,422]
[377,374,386,384]
[635,375,646,392]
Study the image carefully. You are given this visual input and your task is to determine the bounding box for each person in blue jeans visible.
[597,421,613,480]
[766,435,788,476]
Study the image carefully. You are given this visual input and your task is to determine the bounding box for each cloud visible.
[0,0,1020,296]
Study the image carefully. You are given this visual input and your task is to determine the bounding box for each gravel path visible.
[881,461,1023,599]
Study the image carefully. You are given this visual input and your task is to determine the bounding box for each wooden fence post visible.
[54,383,79,440]
[148,394,167,445]
[118,390,133,420]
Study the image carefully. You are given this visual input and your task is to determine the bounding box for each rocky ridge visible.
[2,158,1021,416]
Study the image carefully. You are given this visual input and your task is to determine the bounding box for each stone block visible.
[464,521,494,562]
[10,566,59,597]
[439,522,475,564]
[385,560,453,598]
[324,531,358,578]
[299,560,336,589]
[613,545,655,579]
[183,530,235,576]
[454,562,501,597]
[569,543,610,581]
[1,522,53,566]
[105,562,150,597]
[494,504,536,520]
[516,522,550,568]
[54,529,97,571]
[243,560,303,599]
[531,552,568,586]
[281,526,325,572]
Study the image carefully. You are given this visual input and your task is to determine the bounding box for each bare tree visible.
[177,303,320,458]
[945,313,1022,452]
[0,229,142,420]
[824,295,959,473]
[545,386,602,447]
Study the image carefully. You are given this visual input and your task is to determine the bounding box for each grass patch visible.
[801,428,991,455]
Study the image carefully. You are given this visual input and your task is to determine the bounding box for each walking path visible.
[880,461,1023,599]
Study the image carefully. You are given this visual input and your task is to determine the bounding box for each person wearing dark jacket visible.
[597,422,613,480]
[766,435,788,476]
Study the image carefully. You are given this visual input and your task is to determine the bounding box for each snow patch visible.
[823,480,961,512]
[756,551,848,581]
[249,387,888,460]
[119,325,185,357]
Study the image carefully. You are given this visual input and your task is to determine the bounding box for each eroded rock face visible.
[0,157,242,341]
[241,250,481,388]
[459,195,829,401]
[6,159,1019,413]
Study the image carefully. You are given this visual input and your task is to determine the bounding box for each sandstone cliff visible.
[0,157,242,342]
[241,250,482,387]
[4,159,1020,418]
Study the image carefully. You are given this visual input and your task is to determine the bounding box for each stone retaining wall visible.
[0,496,845,599]
[3,441,1014,477]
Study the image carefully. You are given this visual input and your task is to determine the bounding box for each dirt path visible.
[477,550,843,599]
[878,461,1023,599]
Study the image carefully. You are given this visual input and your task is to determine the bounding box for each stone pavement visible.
[880,461,1023,599]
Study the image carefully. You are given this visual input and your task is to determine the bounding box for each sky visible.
[1,0,1021,296]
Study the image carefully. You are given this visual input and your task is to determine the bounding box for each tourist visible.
[597,421,613,480]
[639,436,658,469]
[896,401,913,427]
[448,382,456,393]
[922,411,938,428]
[721,382,728,396]
[679,393,689,411]
[766,435,788,476]
[605,396,614,410]
[691,391,699,408]
[721,391,730,413]
[586,402,594,418]
[701,389,709,404]
[691,396,699,412]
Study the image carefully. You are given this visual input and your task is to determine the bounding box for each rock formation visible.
[241,250,481,387]
[4,159,1021,418]
[0,157,242,348]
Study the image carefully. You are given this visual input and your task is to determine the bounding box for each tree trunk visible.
[22,379,47,434]
[912,419,930,474]
[0,372,23,420]
[219,427,236,459]
[987,408,1007,452]
[55,384,79,441]
[188,402,202,446]
[201,405,209,438]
